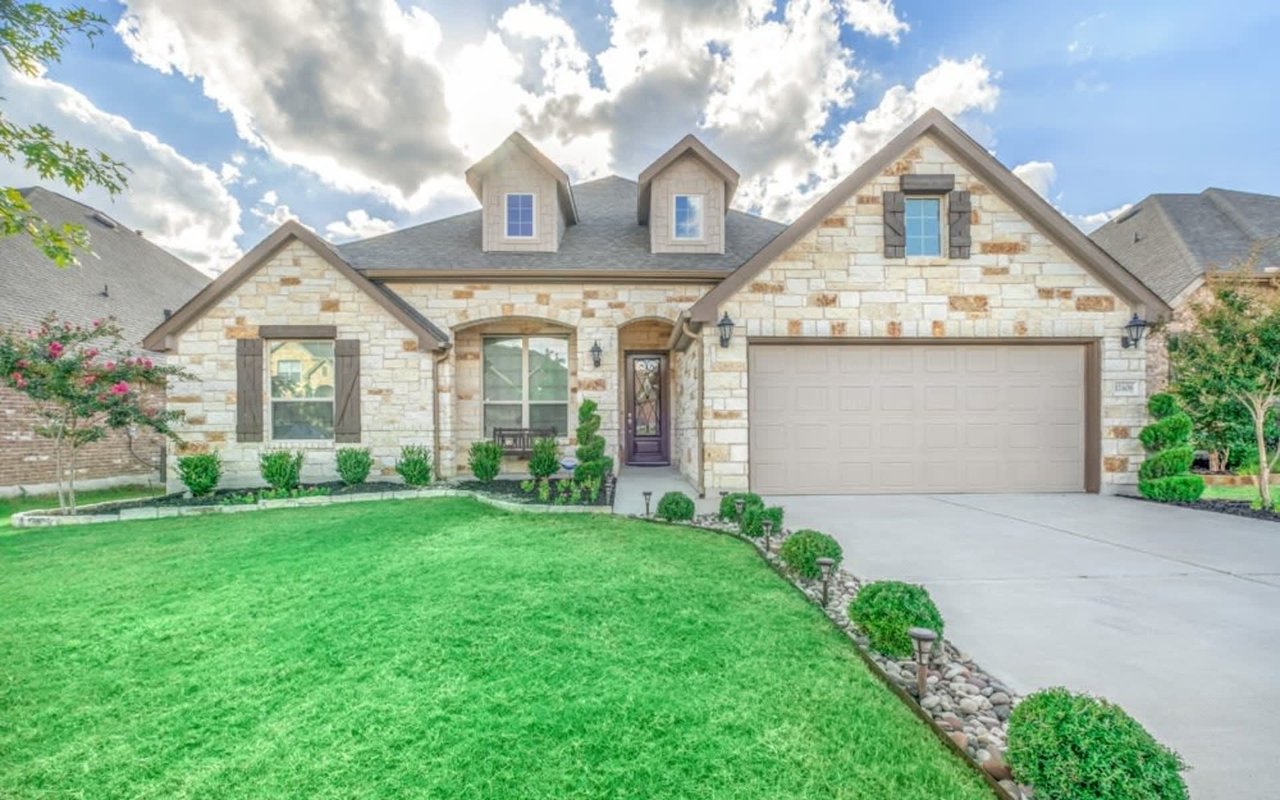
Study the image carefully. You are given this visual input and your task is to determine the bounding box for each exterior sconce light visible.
[733,497,745,522]
[908,627,938,699]
[816,556,835,607]
[761,518,774,553]
[717,312,735,348]
[590,340,603,367]
[642,490,653,517]
[1121,314,1149,349]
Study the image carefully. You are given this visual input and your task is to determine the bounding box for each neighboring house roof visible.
[0,186,210,346]
[464,132,580,226]
[1090,188,1280,305]
[689,108,1172,324]
[340,175,787,277]
[636,134,741,224]
[143,220,449,352]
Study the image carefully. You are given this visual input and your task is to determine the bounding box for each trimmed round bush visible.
[260,450,303,491]
[1138,394,1204,503]
[718,491,763,521]
[469,440,503,483]
[336,447,373,486]
[847,580,943,658]
[1138,475,1205,504]
[177,452,221,497]
[656,491,695,521]
[778,529,842,580]
[740,504,784,538]
[396,445,433,487]
[1007,687,1187,800]
[528,437,559,480]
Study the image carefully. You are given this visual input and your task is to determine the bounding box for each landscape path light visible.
[733,497,745,523]
[761,518,774,553]
[816,556,835,607]
[643,490,653,517]
[908,627,938,699]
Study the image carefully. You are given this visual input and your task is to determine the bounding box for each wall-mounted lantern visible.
[1121,314,1149,349]
[590,340,603,367]
[717,313,735,348]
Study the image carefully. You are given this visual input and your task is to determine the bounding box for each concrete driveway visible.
[770,493,1280,800]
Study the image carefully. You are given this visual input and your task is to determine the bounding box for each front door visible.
[625,353,669,465]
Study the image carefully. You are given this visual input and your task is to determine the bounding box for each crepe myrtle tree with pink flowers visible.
[0,314,192,511]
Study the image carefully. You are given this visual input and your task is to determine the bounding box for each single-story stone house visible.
[0,187,209,496]
[1090,187,1280,393]
[144,109,1169,496]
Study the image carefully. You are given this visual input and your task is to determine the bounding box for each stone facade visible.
[480,147,564,253]
[648,153,727,255]
[699,133,1147,493]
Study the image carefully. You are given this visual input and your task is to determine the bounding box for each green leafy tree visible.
[1171,274,1280,507]
[1,2,129,266]
[0,315,189,510]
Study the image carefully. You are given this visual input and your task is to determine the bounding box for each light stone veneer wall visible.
[649,154,726,255]
[672,335,703,491]
[699,133,1148,494]
[164,241,434,491]
[480,147,562,253]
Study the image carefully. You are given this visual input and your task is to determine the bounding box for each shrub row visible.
[175,445,436,497]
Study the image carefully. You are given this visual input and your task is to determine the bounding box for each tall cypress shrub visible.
[1138,393,1204,503]
[574,399,613,484]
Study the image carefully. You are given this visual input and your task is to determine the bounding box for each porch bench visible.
[492,427,557,457]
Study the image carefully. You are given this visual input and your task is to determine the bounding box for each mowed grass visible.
[0,484,162,528]
[0,499,991,799]
[1200,482,1263,502]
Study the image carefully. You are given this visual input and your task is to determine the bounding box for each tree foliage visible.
[0,2,129,266]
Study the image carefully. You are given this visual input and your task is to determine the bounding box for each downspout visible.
[695,328,705,497]
[432,345,451,482]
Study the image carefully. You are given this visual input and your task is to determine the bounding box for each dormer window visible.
[673,194,704,240]
[505,193,535,238]
[904,197,942,256]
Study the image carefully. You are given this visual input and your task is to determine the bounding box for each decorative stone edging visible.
[10,487,613,528]
[648,512,1027,800]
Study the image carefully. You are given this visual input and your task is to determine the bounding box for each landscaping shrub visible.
[469,440,504,483]
[529,437,559,480]
[656,491,695,521]
[176,453,220,497]
[259,450,303,491]
[395,445,433,487]
[740,504,784,538]
[847,580,944,659]
[1006,687,1187,800]
[778,529,842,580]
[336,447,373,486]
[1138,393,1204,503]
[718,491,763,521]
[574,399,613,484]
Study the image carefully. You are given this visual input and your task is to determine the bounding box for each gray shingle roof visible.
[0,187,210,347]
[1090,188,1280,304]
[338,175,787,273]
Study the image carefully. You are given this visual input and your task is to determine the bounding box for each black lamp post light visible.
[761,518,774,553]
[816,556,835,607]
[590,340,603,367]
[1121,314,1149,349]
[643,490,653,517]
[717,312,735,348]
[733,497,745,522]
[908,627,938,699]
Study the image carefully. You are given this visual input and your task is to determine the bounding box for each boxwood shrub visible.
[260,450,303,491]
[740,504,784,538]
[718,491,763,521]
[778,529,842,580]
[336,447,373,486]
[469,440,504,483]
[528,437,559,480]
[176,452,221,497]
[395,445,433,487]
[847,580,943,659]
[656,491,695,521]
[1007,687,1187,800]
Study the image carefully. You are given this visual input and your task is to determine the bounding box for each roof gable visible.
[689,109,1170,323]
[463,132,579,225]
[142,220,448,352]
[637,134,740,224]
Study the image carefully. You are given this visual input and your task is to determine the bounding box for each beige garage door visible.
[749,343,1088,494]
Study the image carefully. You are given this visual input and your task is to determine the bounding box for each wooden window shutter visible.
[235,338,263,442]
[334,339,361,443]
[948,190,972,259]
[883,191,905,258]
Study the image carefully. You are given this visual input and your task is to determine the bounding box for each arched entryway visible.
[617,318,674,466]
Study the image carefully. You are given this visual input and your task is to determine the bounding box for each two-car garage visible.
[747,341,1100,495]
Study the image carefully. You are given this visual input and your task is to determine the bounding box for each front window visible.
[905,197,942,256]
[505,193,535,238]
[483,336,568,437]
[269,340,334,440]
[673,194,704,240]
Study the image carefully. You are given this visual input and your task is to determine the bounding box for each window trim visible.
[482,334,569,437]
[904,195,944,258]
[503,192,537,240]
[671,193,705,241]
[267,338,336,442]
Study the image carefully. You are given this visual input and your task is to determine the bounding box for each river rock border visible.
[654,512,1028,800]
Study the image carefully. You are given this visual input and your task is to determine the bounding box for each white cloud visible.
[1012,160,1056,198]
[259,189,278,206]
[325,209,397,242]
[839,0,909,43]
[217,161,240,185]
[250,191,305,229]
[0,71,242,274]
[1067,204,1131,233]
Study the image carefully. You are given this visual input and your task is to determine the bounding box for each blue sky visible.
[6,0,1277,273]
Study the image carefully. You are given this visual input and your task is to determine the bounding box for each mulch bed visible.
[454,478,612,507]
[47,482,406,516]
[1127,495,1280,523]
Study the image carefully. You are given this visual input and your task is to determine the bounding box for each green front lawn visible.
[0,484,162,528]
[0,499,990,799]
[1200,483,1261,502]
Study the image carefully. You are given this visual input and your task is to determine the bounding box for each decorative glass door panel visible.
[625,354,668,465]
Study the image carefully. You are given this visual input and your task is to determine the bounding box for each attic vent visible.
[1133,232,1142,244]
[163,308,173,320]
[91,211,118,229]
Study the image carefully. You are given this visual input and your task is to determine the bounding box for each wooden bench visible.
[492,427,556,457]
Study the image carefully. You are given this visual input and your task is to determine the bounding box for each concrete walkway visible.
[769,493,1280,800]
[613,465,713,516]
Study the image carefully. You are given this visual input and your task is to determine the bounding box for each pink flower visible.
[110,381,130,395]
[141,357,154,369]
[82,374,98,387]
[84,348,98,360]
[47,341,64,359]
[15,359,28,369]
[92,319,103,328]
[104,361,116,370]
